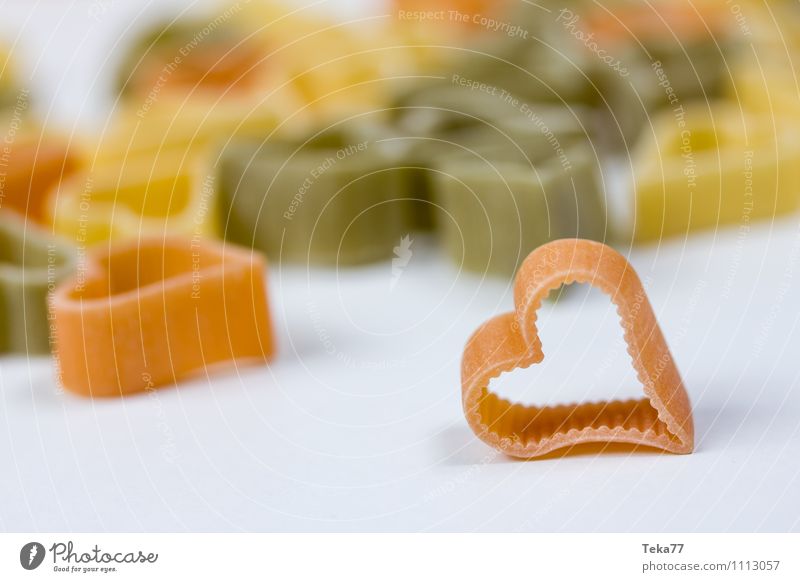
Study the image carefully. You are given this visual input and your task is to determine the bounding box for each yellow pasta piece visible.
[633,104,800,241]
[47,149,218,245]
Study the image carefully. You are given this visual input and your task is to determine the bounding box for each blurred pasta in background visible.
[1,0,800,380]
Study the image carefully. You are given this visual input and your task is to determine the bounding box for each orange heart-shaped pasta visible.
[52,237,274,397]
[462,239,694,458]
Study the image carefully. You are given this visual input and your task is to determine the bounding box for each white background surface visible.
[1,0,799,532]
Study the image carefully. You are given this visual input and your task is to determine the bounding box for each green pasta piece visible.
[218,126,409,266]
[403,100,597,233]
[394,84,533,134]
[431,124,606,277]
[0,214,76,354]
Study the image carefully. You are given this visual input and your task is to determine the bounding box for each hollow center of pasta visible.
[483,285,671,444]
